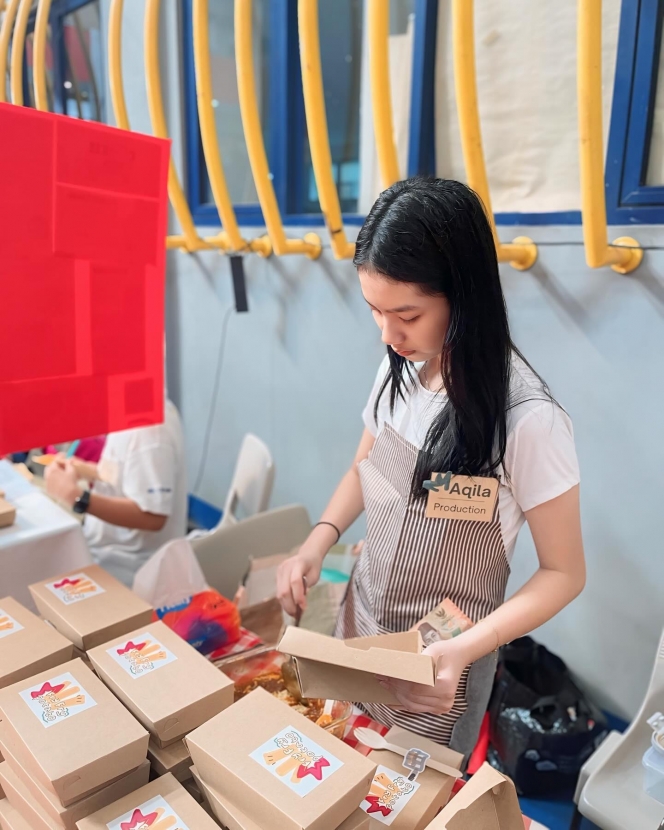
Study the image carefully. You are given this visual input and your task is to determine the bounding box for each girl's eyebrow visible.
[364,299,420,313]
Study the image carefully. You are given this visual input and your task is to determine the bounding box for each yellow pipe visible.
[368,0,400,189]
[452,0,537,271]
[192,0,270,256]
[108,0,130,129]
[144,0,218,253]
[0,0,20,104]
[33,0,52,111]
[578,0,642,273]
[10,0,30,105]
[298,0,354,260]
[235,0,321,259]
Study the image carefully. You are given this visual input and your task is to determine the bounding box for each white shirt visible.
[84,400,187,586]
[362,355,580,563]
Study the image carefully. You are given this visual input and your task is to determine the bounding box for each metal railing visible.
[577,0,642,273]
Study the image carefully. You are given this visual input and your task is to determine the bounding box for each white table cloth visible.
[0,460,92,609]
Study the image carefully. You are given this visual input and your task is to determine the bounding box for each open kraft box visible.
[278,627,436,705]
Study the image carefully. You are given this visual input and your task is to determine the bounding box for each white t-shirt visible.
[362,355,580,562]
[84,400,187,586]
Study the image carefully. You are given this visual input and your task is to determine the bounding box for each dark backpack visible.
[488,636,608,796]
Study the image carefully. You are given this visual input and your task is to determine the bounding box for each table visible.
[0,460,92,609]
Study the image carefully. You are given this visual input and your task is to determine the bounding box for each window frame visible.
[181,0,440,228]
[606,0,664,223]
[25,0,102,118]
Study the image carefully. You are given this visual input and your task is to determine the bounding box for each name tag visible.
[424,472,499,523]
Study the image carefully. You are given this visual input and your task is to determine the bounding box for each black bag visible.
[488,636,608,796]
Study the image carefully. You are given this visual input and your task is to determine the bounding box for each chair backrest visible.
[222,433,275,526]
[190,503,312,600]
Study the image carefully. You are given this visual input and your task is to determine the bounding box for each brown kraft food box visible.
[0,597,74,689]
[0,658,148,806]
[29,566,152,651]
[186,687,376,830]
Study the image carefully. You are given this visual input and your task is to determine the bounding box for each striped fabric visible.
[337,424,510,747]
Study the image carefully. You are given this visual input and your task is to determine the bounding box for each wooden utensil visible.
[353,727,463,779]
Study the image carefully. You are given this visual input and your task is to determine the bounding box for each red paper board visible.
[0,103,170,454]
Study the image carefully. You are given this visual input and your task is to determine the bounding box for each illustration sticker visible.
[361,765,420,825]
[20,671,97,728]
[0,608,24,639]
[106,796,192,830]
[107,634,177,678]
[44,573,105,604]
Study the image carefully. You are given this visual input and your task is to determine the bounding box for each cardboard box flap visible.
[426,764,523,829]
[279,627,435,686]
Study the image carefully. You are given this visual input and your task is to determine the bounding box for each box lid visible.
[148,738,191,779]
[76,773,219,830]
[0,596,73,688]
[278,628,436,704]
[28,565,152,650]
[0,658,148,802]
[87,621,234,743]
[186,687,376,830]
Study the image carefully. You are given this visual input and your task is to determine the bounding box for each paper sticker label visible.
[414,598,474,646]
[0,608,24,639]
[106,796,191,830]
[20,671,97,727]
[250,726,343,796]
[107,633,177,678]
[424,472,499,523]
[361,765,420,825]
[44,572,105,604]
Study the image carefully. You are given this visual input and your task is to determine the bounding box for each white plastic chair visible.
[576,628,664,829]
[221,433,274,527]
[190,504,312,600]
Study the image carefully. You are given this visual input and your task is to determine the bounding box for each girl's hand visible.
[276,545,324,617]
[378,638,470,715]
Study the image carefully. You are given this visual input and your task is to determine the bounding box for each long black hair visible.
[354,177,551,497]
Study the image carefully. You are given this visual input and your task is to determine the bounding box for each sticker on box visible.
[45,573,105,604]
[250,726,343,796]
[361,765,420,825]
[0,608,24,639]
[20,671,97,727]
[105,796,191,830]
[107,633,178,678]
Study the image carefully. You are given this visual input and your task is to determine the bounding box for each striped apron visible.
[336,424,510,760]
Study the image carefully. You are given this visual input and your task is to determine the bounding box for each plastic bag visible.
[133,538,240,655]
[488,636,608,796]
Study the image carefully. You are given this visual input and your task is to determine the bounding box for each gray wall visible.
[116,0,664,720]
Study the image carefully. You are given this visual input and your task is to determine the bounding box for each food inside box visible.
[220,647,352,739]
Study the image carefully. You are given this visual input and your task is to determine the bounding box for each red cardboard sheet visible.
[0,103,170,455]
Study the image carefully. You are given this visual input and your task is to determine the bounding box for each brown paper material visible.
[425,763,524,830]
[424,474,499,524]
[29,565,153,651]
[0,658,148,806]
[0,499,16,529]
[0,597,74,689]
[278,628,436,705]
[0,797,31,830]
[0,723,149,830]
[76,773,219,830]
[87,620,234,747]
[191,765,370,830]
[359,728,463,829]
[186,687,376,830]
[148,738,191,782]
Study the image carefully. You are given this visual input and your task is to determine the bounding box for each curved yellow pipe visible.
[33,0,52,111]
[10,0,31,106]
[145,0,217,253]
[578,0,641,273]
[192,0,270,256]
[0,0,20,104]
[298,0,354,260]
[235,0,321,259]
[368,0,400,189]
[452,0,537,271]
[108,0,130,129]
